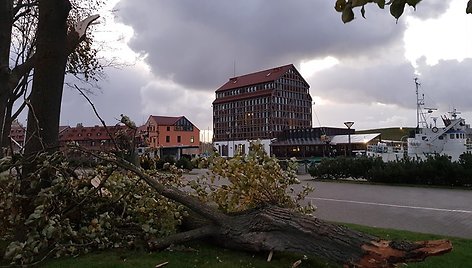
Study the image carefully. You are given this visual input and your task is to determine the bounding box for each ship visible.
[366,78,472,162]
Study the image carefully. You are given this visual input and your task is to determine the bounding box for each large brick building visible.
[213,64,312,156]
[138,115,200,158]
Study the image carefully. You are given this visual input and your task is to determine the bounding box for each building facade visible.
[8,120,26,154]
[59,124,132,152]
[138,115,200,158]
[271,127,355,159]
[212,64,312,156]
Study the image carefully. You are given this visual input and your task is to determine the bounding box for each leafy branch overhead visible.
[336,0,472,23]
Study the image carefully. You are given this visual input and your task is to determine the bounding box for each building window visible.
[167,126,170,131]
[166,136,170,143]
[190,136,194,143]
[177,136,181,143]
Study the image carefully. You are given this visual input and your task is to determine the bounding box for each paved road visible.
[296,174,472,238]
[185,169,472,238]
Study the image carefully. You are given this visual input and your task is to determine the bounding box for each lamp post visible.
[226,131,230,157]
[344,121,354,157]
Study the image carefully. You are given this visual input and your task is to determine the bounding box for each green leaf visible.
[375,0,386,9]
[342,7,355,23]
[406,0,421,8]
[352,0,369,7]
[390,0,406,19]
[335,0,347,12]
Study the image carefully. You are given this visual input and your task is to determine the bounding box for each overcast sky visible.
[59,0,472,135]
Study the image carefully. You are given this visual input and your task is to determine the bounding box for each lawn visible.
[37,243,336,268]
[30,224,470,268]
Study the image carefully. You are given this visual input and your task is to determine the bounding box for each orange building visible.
[139,115,200,158]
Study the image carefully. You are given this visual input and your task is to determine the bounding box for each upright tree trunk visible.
[17,0,72,240]
[23,0,71,161]
[0,0,13,157]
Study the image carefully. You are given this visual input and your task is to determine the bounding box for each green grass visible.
[345,224,472,268]
[3,224,469,268]
[37,244,336,268]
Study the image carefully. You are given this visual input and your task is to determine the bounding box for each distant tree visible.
[335,0,472,23]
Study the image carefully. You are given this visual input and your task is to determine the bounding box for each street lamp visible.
[344,121,354,157]
[226,131,230,157]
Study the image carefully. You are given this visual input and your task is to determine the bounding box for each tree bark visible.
[0,0,13,157]
[108,155,452,268]
[22,1,98,170]
[23,0,71,160]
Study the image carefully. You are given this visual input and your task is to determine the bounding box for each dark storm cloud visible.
[308,58,417,108]
[310,57,472,115]
[114,0,409,90]
[61,66,149,126]
[415,58,472,113]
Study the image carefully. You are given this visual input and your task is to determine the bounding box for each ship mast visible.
[414,78,423,130]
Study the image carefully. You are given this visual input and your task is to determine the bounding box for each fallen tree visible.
[1,145,452,267]
[104,149,452,268]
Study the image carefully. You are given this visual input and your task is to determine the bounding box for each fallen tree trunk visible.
[105,154,453,267]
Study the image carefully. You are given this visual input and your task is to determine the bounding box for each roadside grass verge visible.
[36,243,336,268]
[2,225,469,268]
[345,223,472,268]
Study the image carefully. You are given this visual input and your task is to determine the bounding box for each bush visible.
[176,157,193,171]
[309,153,472,187]
[156,156,175,170]
[191,156,210,169]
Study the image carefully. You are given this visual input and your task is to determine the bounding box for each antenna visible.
[414,78,421,129]
[233,60,236,77]
[449,108,460,119]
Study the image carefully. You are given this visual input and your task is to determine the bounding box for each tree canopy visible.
[335,0,472,23]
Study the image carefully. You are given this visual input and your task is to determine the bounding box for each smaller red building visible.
[139,115,200,158]
[59,123,133,152]
[8,120,26,154]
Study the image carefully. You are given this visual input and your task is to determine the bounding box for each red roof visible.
[216,64,294,92]
[150,116,183,126]
[212,89,273,104]
[60,125,129,141]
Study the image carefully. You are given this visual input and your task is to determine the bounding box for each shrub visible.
[309,153,472,187]
[156,156,176,170]
[176,157,193,171]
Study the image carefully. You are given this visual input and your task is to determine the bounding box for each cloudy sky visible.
[60,0,472,138]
